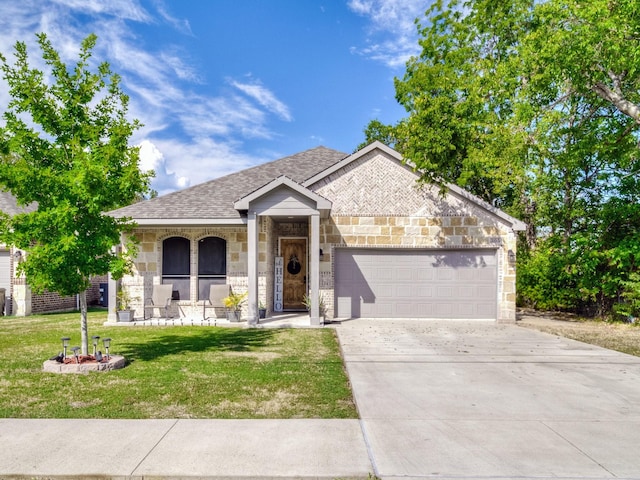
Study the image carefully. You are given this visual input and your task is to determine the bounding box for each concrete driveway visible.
[336,319,640,479]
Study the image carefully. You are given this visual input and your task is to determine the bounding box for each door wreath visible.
[287,253,301,275]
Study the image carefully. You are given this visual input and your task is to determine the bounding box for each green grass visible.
[0,310,357,419]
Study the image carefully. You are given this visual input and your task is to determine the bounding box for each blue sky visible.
[0,0,431,195]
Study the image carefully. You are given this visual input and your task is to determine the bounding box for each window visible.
[198,237,227,300]
[162,237,190,300]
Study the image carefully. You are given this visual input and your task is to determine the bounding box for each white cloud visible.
[138,140,186,194]
[51,0,152,21]
[347,0,429,68]
[143,137,265,196]
[230,79,293,122]
[0,0,292,194]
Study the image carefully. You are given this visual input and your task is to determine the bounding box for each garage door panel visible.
[395,268,413,281]
[335,248,497,319]
[458,286,476,299]
[395,287,413,299]
[457,303,476,316]
[415,285,434,298]
[434,267,452,280]
[477,303,496,316]
[436,285,455,299]
[477,285,495,297]
[417,269,435,281]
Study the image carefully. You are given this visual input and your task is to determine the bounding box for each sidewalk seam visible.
[129,418,180,477]
[542,420,615,477]
[359,419,380,478]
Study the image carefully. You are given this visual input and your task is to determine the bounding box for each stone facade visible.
[310,150,518,322]
[314,214,517,322]
[122,149,520,323]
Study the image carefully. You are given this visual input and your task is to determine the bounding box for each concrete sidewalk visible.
[0,418,372,479]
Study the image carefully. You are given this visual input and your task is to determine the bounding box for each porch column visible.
[107,272,117,322]
[107,245,119,322]
[246,211,259,325]
[309,212,321,325]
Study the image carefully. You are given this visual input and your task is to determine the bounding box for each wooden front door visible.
[281,238,307,310]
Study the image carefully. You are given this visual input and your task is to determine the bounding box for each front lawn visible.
[0,310,357,419]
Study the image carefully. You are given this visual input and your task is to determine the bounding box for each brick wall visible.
[29,276,107,314]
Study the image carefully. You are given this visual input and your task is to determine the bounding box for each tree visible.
[362,0,640,317]
[0,33,152,353]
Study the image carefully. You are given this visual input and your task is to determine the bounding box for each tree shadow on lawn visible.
[116,328,278,364]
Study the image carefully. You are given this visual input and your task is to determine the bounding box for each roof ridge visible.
[152,145,347,201]
[109,145,348,219]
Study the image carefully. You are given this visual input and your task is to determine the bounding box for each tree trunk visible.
[79,290,89,355]
[591,80,640,125]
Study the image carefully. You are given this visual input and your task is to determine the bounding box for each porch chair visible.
[144,284,173,320]
[202,284,231,321]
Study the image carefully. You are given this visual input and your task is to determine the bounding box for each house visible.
[108,141,526,325]
[0,191,105,315]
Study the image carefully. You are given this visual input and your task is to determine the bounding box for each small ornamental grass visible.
[0,310,356,419]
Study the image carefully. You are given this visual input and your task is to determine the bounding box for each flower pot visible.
[117,309,135,322]
[226,310,242,322]
[259,308,266,319]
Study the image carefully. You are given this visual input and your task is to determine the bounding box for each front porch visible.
[104,311,317,328]
[236,176,331,326]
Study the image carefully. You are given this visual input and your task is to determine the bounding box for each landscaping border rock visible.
[42,355,126,373]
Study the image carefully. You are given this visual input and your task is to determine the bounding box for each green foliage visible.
[366,0,640,318]
[222,291,248,311]
[615,272,640,320]
[302,293,326,314]
[0,33,152,352]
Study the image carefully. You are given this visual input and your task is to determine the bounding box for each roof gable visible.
[234,176,331,217]
[307,141,526,231]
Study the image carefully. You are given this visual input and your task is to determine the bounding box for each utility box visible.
[99,283,108,307]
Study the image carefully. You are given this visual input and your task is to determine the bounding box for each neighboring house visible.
[108,141,526,325]
[0,191,104,315]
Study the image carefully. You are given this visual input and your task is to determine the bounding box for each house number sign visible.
[274,256,283,312]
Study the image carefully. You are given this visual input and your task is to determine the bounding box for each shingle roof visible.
[0,191,37,216]
[110,145,348,221]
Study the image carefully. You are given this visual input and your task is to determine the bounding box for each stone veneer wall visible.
[310,150,519,323]
[125,221,272,319]
[317,214,517,322]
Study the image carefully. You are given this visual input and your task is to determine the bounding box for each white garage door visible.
[334,248,497,319]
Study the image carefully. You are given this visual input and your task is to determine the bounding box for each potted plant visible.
[302,293,326,320]
[223,291,247,322]
[116,287,135,322]
[258,300,267,319]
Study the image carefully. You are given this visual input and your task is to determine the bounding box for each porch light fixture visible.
[61,337,70,358]
[508,250,516,264]
[13,251,22,261]
[319,249,324,259]
[102,338,111,360]
[92,335,100,356]
[71,346,80,364]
